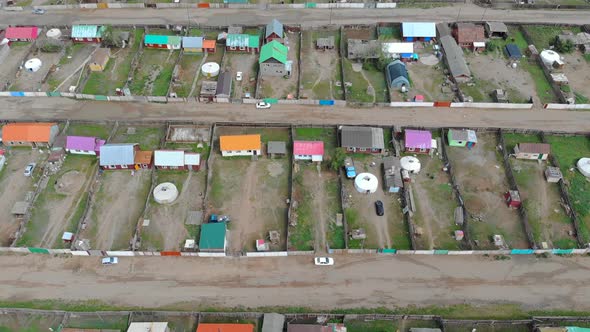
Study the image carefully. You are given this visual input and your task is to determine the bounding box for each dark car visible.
[375,200,384,216]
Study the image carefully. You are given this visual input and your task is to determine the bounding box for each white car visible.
[314,257,334,266]
[256,101,271,109]
[101,257,119,265]
[24,162,36,177]
[236,71,243,81]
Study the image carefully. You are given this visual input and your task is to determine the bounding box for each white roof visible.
[473,42,486,47]
[127,322,168,332]
[382,42,414,54]
[154,150,184,167]
[354,173,379,193]
[184,153,200,165]
[400,156,422,173]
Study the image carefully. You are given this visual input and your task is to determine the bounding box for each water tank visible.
[400,156,421,174]
[153,182,179,204]
[577,158,590,178]
[46,28,62,40]
[201,62,220,78]
[354,173,378,194]
[540,49,561,68]
[24,58,42,72]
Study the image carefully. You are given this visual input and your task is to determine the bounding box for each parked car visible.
[101,257,119,265]
[32,8,45,14]
[24,163,36,177]
[236,71,243,81]
[375,200,384,216]
[256,101,271,109]
[314,257,334,266]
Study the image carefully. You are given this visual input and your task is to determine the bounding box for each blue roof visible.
[99,143,136,166]
[402,22,436,38]
[265,19,283,38]
[182,36,203,48]
[505,44,522,59]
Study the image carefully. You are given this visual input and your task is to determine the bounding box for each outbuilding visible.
[545,166,562,183]
[215,71,232,103]
[385,60,410,90]
[265,19,284,44]
[505,43,522,60]
[134,150,153,169]
[99,143,139,170]
[447,129,477,148]
[65,136,105,155]
[2,122,59,148]
[226,34,260,53]
[485,21,508,38]
[504,190,522,208]
[199,222,227,252]
[71,25,105,43]
[89,48,110,72]
[452,23,486,51]
[347,39,381,60]
[340,126,385,154]
[220,134,261,157]
[203,39,216,53]
[267,141,287,157]
[402,22,436,41]
[383,156,402,193]
[293,140,324,162]
[382,42,415,61]
[316,36,335,50]
[440,35,471,83]
[127,322,169,332]
[144,35,181,50]
[262,313,285,332]
[514,143,550,160]
[182,36,203,53]
[404,129,432,154]
[197,324,254,332]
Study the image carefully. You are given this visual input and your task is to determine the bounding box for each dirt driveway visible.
[0,43,32,90]
[223,53,257,99]
[300,31,342,100]
[561,52,590,99]
[11,51,63,92]
[258,31,300,99]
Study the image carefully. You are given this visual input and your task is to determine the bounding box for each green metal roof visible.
[227,34,259,48]
[259,40,288,64]
[249,35,260,48]
[568,328,590,332]
[199,222,227,250]
[71,25,104,39]
[144,35,181,46]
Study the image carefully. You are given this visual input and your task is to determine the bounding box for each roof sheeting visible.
[134,150,153,164]
[449,129,477,142]
[517,143,550,154]
[454,23,485,44]
[66,136,104,151]
[259,40,288,64]
[402,22,436,38]
[386,60,409,83]
[99,143,136,166]
[71,25,104,39]
[266,19,284,38]
[2,122,56,143]
[440,35,471,79]
[262,313,285,332]
[216,72,232,96]
[267,141,287,154]
[293,141,324,156]
[485,21,508,33]
[220,134,261,151]
[505,43,522,59]
[340,126,385,150]
[227,34,260,48]
[155,150,184,167]
[127,322,169,332]
[184,153,200,165]
[405,129,432,149]
[382,42,414,54]
[145,35,180,46]
[182,36,203,48]
[198,222,227,250]
[5,26,39,40]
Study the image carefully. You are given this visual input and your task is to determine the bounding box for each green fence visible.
[28,247,50,254]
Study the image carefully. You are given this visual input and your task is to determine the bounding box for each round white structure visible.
[577,158,590,178]
[400,156,421,174]
[153,182,179,204]
[46,28,62,39]
[201,62,220,78]
[540,50,561,68]
[24,58,42,72]
[0,38,8,46]
[354,173,378,194]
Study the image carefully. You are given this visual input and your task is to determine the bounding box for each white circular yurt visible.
[153,182,179,204]
[201,62,220,78]
[0,38,8,46]
[46,29,62,40]
[540,50,561,68]
[354,173,378,194]
[24,58,42,72]
[577,158,590,178]
[400,156,421,174]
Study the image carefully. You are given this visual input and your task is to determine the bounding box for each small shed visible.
[11,201,29,216]
[514,143,550,160]
[505,44,522,60]
[448,129,477,148]
[262,313,285,332]
[385,60,410,90]
[504,190,522,208]
[89,48,110,72]
[265,18,284,43]
[484,21,508,38]
[182,36,203,53]
[199,222,227,252]
[267,141,287,156]
[402,22,436,41]
[382,156,402,193]
[199,81,218,102]
[347,39,381,60]
[492,89,508,103]
[215,72,232,102]
[545,166,563,183]
[316,36,335,50]
[228,26,243,34]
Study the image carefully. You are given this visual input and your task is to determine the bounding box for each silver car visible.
[24,162,36,177]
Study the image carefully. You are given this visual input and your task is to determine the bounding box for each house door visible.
[538,154,544,160]
[253,150,257,156]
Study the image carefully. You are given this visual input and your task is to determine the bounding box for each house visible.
[385,60,410,90]
[89,48,110,71]
[452,23,486,51]
[259,40,289,77]
[262,313,285,332]
[347,39,381,60]
[504,190,522,208]
[71,25,105,43]
[127,322,169,332]
[197,324,254,332]
[144,35,182,50]
[265,19,284,43]
[382,42,415,61]
[340,126,385,154]
[226,34,260,53]
[199,81,218,102]
[404,129,432,154]
[440,35,471,83]
[199,222,227,252]
[1,122,59,147]
[505,43,522,60]
[402,22,436,41]
[545,166,563,183]
[316,36,335,50]
[5,26,39,42]
[203,39,216,53]
[383,156,402,193]
[215,72,232,103]
[513,143,550,160]
[287,324,346,332]
[99,143,138,170]
[182,36,203,53]
[65,136,105,155]
[154,150,201,170]
[267,141,287,157]
[293,140,324,162]
[134,150,153,169]
[447,129,477,148]
[220,134,261,157]
[485,21,508,38]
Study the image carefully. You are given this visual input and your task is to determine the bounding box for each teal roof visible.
[72,25,104,39]
[259,40,288,64]
[199,222,227,250]
[249,35,260,48]
[568,328,590,332]
[227,34,259,48]
[144,35,181,46]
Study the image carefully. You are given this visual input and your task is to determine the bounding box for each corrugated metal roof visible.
[184,153,200,165]
[127,322,168,332]
[517,143,550,154]
[5,26,39,40]
[405,129,432,149]
[262,313,285,332]
[402,22,436,38]
[2,122,56,143]
[154,150,184,167]
[199,222,227,249]
[267,141,287,154]
[340,126,384,150]
[71,25,104,39]
[293,141,324,156]
[265,19,284,38]
[182,36,203,48]
[440,35,471,78]
[449,129,477,143]
[259,40,288,64]
[227,34,250,47]
[99,143,136,166]
[382,42,414,54]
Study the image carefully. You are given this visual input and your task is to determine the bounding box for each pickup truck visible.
[344,157,356,179]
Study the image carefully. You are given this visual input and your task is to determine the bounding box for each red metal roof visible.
[5,26,38,40]
[293,140,324,156]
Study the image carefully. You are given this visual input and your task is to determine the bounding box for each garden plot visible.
[130,48,179,96]
[0,311,65,332]
[299,30,344,100]
[342,155,409,250]
[9,50,62,92]
[208,127,290,252]
[222,52,258,99]
[447,132,528,249]
[0,148,46,246]
[171,53,203,98]
[289,128,344,252]
[560,52,590,103]
[43,43,97,92]
[0,42,32,90]
[62,312,129,331]
[67,122,113,139]
[258,31,300,99]
[504,133,575,249]
[17,155,96,249]
[111,125,165,150]
[82,29,144,95]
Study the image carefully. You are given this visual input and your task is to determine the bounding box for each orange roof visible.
[203,39,216,49]
[2,122,57,142]
[196,323,254,332]
[134,150,153,164]
[220,134,261,151]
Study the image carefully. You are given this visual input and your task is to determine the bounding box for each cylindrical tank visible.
[201,62,220,78]
[153,182,179,204]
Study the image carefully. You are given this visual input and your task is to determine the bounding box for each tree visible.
[101,25,123,48]
[330,148,346,172]
[552,35,575,53]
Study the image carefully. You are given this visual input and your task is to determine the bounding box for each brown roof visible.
[91,48,110,65]
[2,122,57,143]
[454,23,485,44]
[134,150,153,164]
[517,143,550,154]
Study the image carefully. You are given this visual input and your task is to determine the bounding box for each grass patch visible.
[67,123,112,139]
[289,172,314,251]
[575,92,589,104]
[523,25,580,50]
[346,320,397,332]
[343,59,373,103]
[114,126,164,150]
[152,66,173,96]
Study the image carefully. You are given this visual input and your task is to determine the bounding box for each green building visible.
[448,129,477,148]
[199,222,227,252]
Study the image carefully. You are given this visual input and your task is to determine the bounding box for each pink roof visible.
[404,129,432,149]
[293,140,324,156]
[5,27,38,40]
[66,136,105,151]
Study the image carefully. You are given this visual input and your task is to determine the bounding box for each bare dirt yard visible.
[171,53,203,98]
[43,43,98,92]
[447,132,528,249]
[208,127,290,252]
[0,148,46,246]
[258,31,300,99]
[0,42,33,91]
[9,50,62,92]
[222,52,258,100]
[18,155,96,249]
[560,52,590,102]
[130,48,179,96]
[80,170,151,250]
[299,30,344,100]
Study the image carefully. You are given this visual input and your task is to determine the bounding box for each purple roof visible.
[66,136,105,152]
[404,130,432,149]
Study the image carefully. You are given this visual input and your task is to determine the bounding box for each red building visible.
[452,23,486,51]
[203,39,216,53]
[504,190,522,208]
[265,19,284,43]
[154,150,201,171]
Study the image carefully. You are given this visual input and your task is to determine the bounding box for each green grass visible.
[174,54,203,98]
[346,320,398,332]
[289,172,315,251]
[575,92,589,104]
[130,47,178,96]
[523,25,581,50]
[363,62,389,103]
[503,132,542,152]
[59,43,85,66]
[114,126,164,150]
[189,29,203,37]
[343,59,374,103]
[294,127,337,156]
[67,123,112,139]
[152,67,173,96]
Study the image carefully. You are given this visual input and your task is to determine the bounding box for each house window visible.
[239,46,245,50]
[230,46,236,50]
[408,148,415,152]
[121,165,128,169]
[420,148,426,152]
[170,166,178,170]
[359,148,366,152]
[247,150,252,153]
[108,165,116,169]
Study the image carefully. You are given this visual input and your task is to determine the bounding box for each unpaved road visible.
[1,254,590,310]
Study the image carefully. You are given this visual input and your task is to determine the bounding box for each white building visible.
[127,322,169,332]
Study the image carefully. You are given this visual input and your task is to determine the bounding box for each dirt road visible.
[1,254,590,310]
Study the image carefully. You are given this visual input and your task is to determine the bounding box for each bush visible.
[552,36,575,53]
[330,148,346,172]
[39,43,62,53]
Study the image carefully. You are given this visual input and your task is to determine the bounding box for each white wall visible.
[294,154,323,161]
[221,149,260,157]
[66,149,96,156]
